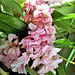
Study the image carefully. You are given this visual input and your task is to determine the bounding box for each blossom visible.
[31,58,43,69]
[34,4,50,16]
[0,47,20,69]
[45,25,56,34]
[37,59,63,75]
[28,23,37,30]
[0,34,20,68]
[31,48,63,75]
[25,0,39,5]
[0,39,8,49]
[11,52,30,74]
[0,53,5,61]
[0,34,19,49]
[7,47,20,60]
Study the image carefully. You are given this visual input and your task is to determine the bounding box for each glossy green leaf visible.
[54,39,71,44]
[65,46,75,70]
[52,10,64,21]
[0,12,27,34]
[55,20,71,33]
[26,65,38,75]
[55,14,75,22]
[56,64,66,75]
[54,39,73,48]
[52,10,71,33]
[20,2,25,8]
[0,0,23,16]
[0,68,7,75]
[63,14,75,19]
[14,0,25,4]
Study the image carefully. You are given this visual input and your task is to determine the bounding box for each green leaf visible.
[20,2,25,8]
[26,65,38,75]
[6,72,9,75]
[57,5,75,15]
[54,39,73,48]
[0,0,23,16]
[14,0,25,4]
[52,2,75,15]
[63,14,75,19]
[0,32,7,39]
[52,10,71,33]
[55,19,71,33]
[56,64,66,75]
[65,46,75,70]
[55,44,72,48]
[54,39,71,44]
[52,10,64,21]
[45,71,54,75]
[0,68,7,75]
[0,12,27,34]
[55,14,75,22]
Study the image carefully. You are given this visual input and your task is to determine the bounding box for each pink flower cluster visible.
[0,34,20,68]
[0,0,63,75]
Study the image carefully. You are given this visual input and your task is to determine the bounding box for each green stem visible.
[65,46,75,70]
[56,28,66,39]
[58,54,75,65]
[71,18,74,25]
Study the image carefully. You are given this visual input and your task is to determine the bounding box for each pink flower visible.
[0,34,20,69]
[3,56,13,68]
[8,47,20,60]
[31,58,43,69]
[49,8,55,13]
[25,0,39,5]
[28,23,37,30]
[41,45,51,54]
[19,38,31,48]
[0,34,19,49]
[26,46,33,53]
[41,34,56,45]
[0,47,20,69]
[48,34,56,44]
[45,25,56,34]
[48,48,61,59]
[37,59,63,75]
[8,34,17,42]
[33,45,41,53]
[30,50,42,59]
[34,4,50,16]
[0,39,8,49]
[24,15,31,22]
[11,52,30,74]
[37,65,56,75]
[0,53,5,61]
